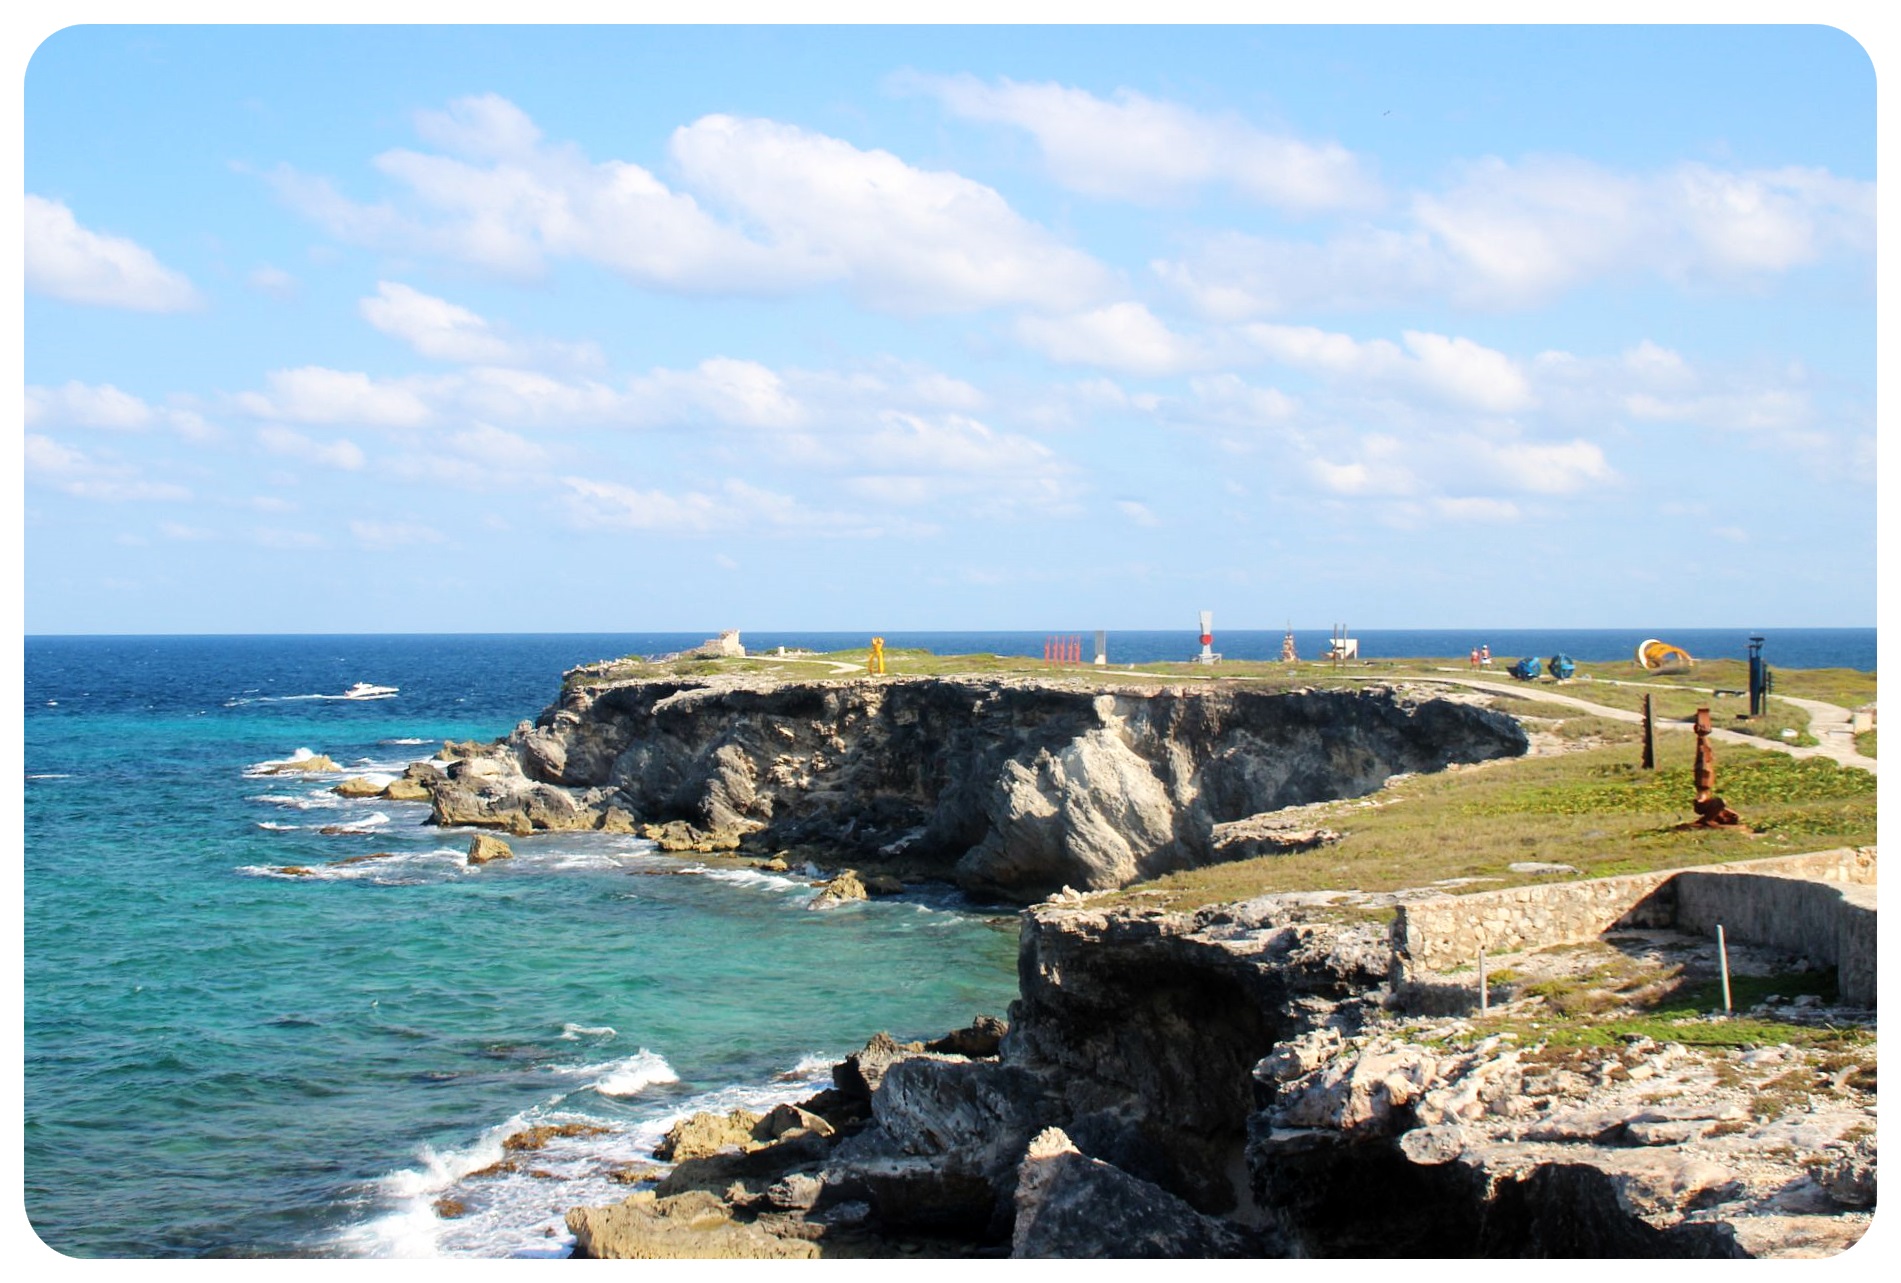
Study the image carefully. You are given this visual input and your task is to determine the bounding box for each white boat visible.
[341,682,399,700]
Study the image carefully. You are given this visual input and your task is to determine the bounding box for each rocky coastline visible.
[401,671,1529,901]
[561,897,1875,1259]
[318,666,1871,1258]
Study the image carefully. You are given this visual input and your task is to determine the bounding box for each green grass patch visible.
[1107,736,1874,914]
[1460,966,1869,1054]
[1854,729,1876,758]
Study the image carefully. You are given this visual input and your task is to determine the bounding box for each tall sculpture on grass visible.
[1691,707,1742,828]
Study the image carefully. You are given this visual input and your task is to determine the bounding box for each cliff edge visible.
[420,674,1528,901]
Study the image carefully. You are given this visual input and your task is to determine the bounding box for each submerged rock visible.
[254,752,341,775]
[502,1122,609,1152]
[466,834,514,866]
[810,870,869,909]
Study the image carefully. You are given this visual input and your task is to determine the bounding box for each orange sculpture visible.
[1690,707,1741,828]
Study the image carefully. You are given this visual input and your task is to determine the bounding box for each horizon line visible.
[21,624,1878,640]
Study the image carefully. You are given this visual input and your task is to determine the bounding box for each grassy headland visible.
[567,646,1874,919]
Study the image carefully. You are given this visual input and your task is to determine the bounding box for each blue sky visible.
[20,23,1877,633]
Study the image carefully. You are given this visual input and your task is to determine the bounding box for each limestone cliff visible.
[422,674,1527,900]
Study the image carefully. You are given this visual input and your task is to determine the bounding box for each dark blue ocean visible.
[20,628,1873,1257]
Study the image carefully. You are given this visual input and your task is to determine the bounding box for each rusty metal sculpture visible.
[1691,707,1741,828]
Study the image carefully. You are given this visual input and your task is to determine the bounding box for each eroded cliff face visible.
[426,675,1527,901]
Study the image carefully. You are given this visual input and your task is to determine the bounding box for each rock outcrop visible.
[466,834,513,865]
[561,898,1875,1260]
[419,675,1526,901]
[1011,1127,1276,1258]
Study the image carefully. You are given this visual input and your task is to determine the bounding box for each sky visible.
[18,22,1879,634]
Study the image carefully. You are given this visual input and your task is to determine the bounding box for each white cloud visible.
[904,74,1380,212]
[1154,156,1873,316]
[247,264,298,298]
[387,423,551,491]
[256,425,367,470]
[26,381,154,430]
[24,434,89,474]
[1152,226,1446,320]
[1477,438,1614,494]
[252,527,327,550]
[1433,497,1522,523]
[270,105,789,287]
[1307,434,1418,496]
[159,521,217,541]
[560,475,915,538]
[28,382,224,442]
[349,520,447,550]
[1183,375,1300,428]
[1297,425,1615,515]
[166,409,219,442]
[629,357,806,429]
[1016,303,1210,377]
[1623,389,1811,432]
[448,422,547,469]
[1115,499,1161,527]
[358,281,603,369]
[1532,340,1818,440]
[412,92,544,161]
[24,433,192,501]
[1243,324,1534,413]
[226,353,1009,445]
[236,367,435,427]
[25,195,200,311]
[269,95,1112,314]
[670,113,1114,313]
[855,412,1058,477]
[558,477,757,534]
[359,281,515,364]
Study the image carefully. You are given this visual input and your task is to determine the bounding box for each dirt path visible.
[749,653,867,675]
[1399,675,1877,775]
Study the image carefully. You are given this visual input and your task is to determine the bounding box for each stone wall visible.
[1391,847,1876,982]
[1674,874,1878,1008]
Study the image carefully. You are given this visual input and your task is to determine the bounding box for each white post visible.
[1478,948,1489,1013]
[1717,925,1732,1013]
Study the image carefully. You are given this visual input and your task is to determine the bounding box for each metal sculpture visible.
[1547,653,1576,681]
[1508,656,1542,681]
[1636,638,1695,673]
[868,637,886,676]
[1747,636,1772,717]
[1690,707,1741,828]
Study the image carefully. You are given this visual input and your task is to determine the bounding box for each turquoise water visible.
[23,636,1021,1257]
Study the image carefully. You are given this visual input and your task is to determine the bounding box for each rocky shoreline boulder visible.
[466,834,513,866]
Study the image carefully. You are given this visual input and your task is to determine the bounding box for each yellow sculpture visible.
[1635,639,1695,673]
[868,636,886,675]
